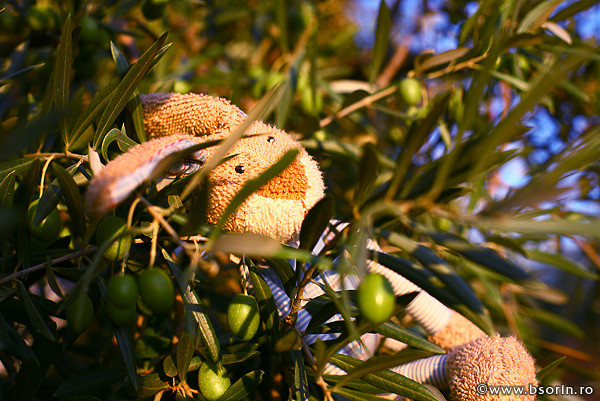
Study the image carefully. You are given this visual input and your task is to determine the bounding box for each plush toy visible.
[86,93,538,401]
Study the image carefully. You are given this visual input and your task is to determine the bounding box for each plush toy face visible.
[205,125,324,243]
[86,118,324,244]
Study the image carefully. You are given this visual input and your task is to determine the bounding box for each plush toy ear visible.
[141,93,246,139]
[86,134,211,217]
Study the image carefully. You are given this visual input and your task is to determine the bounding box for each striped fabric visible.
[391,354,449,389]
[247,220,453,377]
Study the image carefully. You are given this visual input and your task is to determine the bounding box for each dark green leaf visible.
[523,307,584,339]
[34,164,77,227]
[46,258,64,298]
[163,355,178,377]
[18,281,55,341]
[114,325,138,391]
[246,258,281,341]
[369,0,391,83]
[54,368,127,397]
[551,0,598,22]
[163,249,222,364]
[526,250,598,280]
[0,170,16,206]
[54,14,73,144]
[11,357,41,401]
[426,231,532,282]
[292,350,308,401]
[0,157,39,183]
[299,195,335,251]
[416,47,472,73]
[101,128,137,161]
[263,257,296,297]
[126,373,169,398]
[329,353,439,401]
[111,42,146,143]
[218,370,264,401]
[376,322,445,354]
[94,32,168,148]
[52,163,86,237]
[0,112,61,160]
[176,329,195,380]
[222,350,260,365]
[354,143,379,207]
[537,356,566,381]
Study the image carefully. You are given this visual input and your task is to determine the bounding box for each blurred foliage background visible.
[0,0,600,400]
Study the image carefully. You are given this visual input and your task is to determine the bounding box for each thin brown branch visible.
[23,151,89,162]
[0,247,97,285]
[375,39,411,89]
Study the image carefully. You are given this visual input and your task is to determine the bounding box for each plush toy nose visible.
[255,157,309,201]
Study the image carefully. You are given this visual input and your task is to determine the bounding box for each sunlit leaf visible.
[369,0,391,83]
[219,370,264,401]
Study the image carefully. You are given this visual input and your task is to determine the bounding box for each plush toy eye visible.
[235,165,245,174]
[267,136,275,143]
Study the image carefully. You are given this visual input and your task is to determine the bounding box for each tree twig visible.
[0,247,97,285]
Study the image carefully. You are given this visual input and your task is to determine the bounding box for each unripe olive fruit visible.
[356,273,395,325]
[79,17,99,44]
[66,293,94,333]
[107,274,138,309]
[105,300,137,326]
[142,0,168,21]
[398,78,422,106]
[96,216,132,261]
[198,360,231,401]
[226,294,260,341]
[138,268,174,314]
[26,199,61,242]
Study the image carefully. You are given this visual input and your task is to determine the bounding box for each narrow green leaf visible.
[416,47,472,73]
[111,42,146,143]
[369,0,391,83]
[299,195,334,251]
[101,127,137,161]
[53,368,127,397]
[93,32,168,148]
[355,143,379,207]
[163,249,222,363]
[263,257,295,297]
[0,157,39,183]
[176,329,195,380]
[52,164,86,237]
[34,164,77,227]
[426,231,532,282]
[246,257,281,341]
[46,258,64,299]
[222,350,260,365]
[126,373,169,398]
[211,149,298,242]
[376,322,445,354]
[329,353,439,401]
[332,387,394,401]
[292,350,308,401]
[551,0,598,22]
[219,370,264,401]
[114,325,138,391]
[388,92,451,200]
[163,355,178,377]
[526,250,598,280]
[536,356,566,381]
[18,281,55,341]
[0,111,62,160]
[12,357,41,401]
[517,0,562,33]
[522,307,584,338]
[0,170,16,206]
[53,14,73,144]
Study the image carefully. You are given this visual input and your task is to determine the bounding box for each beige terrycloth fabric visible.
[429,310,487,351]
[205,123,324,243]
[446,335,537,401]
[141,92,246,138]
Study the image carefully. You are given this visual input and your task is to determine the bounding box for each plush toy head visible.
[86,94,324,243]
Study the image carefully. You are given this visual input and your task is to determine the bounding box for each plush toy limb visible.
[140,93,246,138]
[86,134,208,217]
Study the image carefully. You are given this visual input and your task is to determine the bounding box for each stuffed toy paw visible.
[86,92,538,401]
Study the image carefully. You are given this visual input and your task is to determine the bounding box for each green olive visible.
[105,300,137,326]
[398,78,422,106]
[198,360,231,401]
[96,216,132,261]
[226,294,260,341]
[356,273,395,325]
[107,274,138,309]
[66,293,94,333]
[79,17,99,44]
[141,0,168,21]
[26,199,61,243]
[138,268,174,314]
